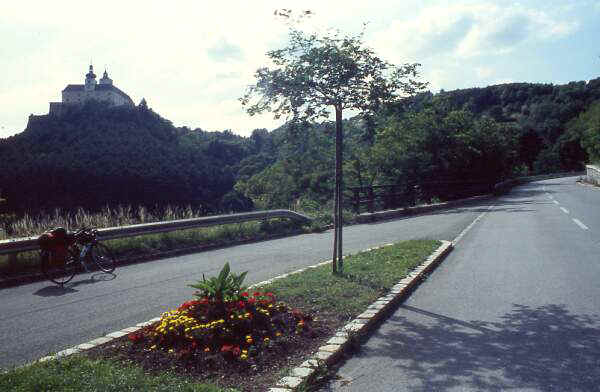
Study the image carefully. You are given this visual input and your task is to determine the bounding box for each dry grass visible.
[3,205,202,239]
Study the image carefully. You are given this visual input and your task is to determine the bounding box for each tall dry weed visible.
[3,205,204,239]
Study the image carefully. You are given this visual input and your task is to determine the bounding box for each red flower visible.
[241,292,249,297]
[237,300,245,309]
[253,291,261,297]
[128,332,143,343]
[247,297,256,305]
[221,344,234,353]
[266,292,275,297]
[220,344,241,356]
[178,300,202,310]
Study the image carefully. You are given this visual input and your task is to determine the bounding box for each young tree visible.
[241,26,426,273]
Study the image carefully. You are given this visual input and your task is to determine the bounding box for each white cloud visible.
[475,67,494,79]
[369,2,579,61]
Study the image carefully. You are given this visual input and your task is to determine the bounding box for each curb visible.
[266,240,453,391]
[22,240,453,390]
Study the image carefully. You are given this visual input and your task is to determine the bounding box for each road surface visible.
[320,176,600,391]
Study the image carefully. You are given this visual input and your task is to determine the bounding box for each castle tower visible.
[99,69,113,85]
[84,64,97,91]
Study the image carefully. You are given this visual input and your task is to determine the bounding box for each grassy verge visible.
[1,239,440,391]
[256,239,440,320]
[0,356,237,392]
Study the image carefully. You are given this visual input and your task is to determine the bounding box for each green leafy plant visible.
[189,262,248,302]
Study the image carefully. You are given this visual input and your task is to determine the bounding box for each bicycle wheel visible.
[41,249,78,285]
[90,243,116,273]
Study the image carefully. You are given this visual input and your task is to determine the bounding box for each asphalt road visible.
[320,176,600,392]
[0,198,487,370]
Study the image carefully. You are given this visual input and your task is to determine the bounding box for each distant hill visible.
[0,101,257,214]
[397,78,600,171]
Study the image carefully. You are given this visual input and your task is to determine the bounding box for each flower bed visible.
[127,291,314,363]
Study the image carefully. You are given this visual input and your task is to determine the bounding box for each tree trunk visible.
[332,105,344,274]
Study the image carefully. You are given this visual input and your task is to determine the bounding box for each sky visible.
[1,0,599,139]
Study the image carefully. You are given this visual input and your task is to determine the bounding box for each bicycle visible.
[40,227,116,286]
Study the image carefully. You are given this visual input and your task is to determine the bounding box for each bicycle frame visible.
[77,243,93,272]
[41,227,116,286]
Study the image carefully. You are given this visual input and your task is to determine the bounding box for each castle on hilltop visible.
[48,64,135,115]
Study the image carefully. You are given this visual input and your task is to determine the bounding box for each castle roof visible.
[62,84,134,104]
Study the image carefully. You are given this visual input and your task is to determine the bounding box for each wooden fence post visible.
[368,187,375,213]
[353,189,360,214]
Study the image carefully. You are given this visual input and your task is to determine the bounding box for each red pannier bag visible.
[38,228,70,267]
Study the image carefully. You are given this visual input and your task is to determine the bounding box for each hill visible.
[0,101,257,214]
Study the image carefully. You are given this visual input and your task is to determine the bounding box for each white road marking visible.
[560,207,569,214]
[553,200,560,205]
[573,219,589,230]
[452,205,494,246]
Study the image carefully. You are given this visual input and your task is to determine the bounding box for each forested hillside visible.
[237,77,600,209]
[1,78,599,216]
[0,101,258,214]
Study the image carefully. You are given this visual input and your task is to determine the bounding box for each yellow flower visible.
[240,354,248,360]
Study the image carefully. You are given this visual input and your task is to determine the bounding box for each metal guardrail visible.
[585,165,600,186]
[0,209,312,256]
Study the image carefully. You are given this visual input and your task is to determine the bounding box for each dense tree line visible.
[1,78,599,216]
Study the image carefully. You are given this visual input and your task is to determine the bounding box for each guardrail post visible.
[7,253,18,274]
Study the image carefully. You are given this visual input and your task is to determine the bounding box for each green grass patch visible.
[0,356,238,392]
[256,239,440,321]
